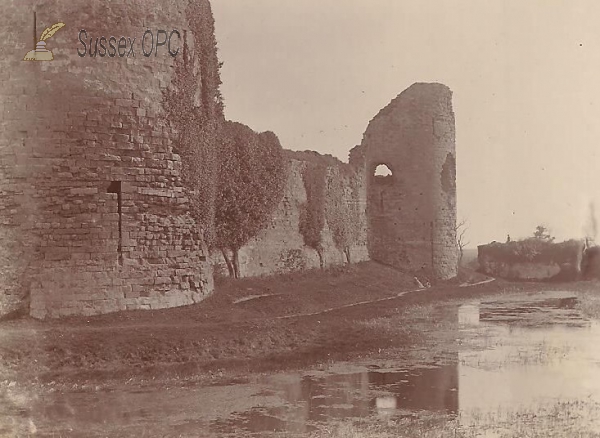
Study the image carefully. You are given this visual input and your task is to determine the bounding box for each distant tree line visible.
[483,225,563,263]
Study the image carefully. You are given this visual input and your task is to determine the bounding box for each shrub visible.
[214,122,287,278]
[325,166,363,263]
[299,162,327,268]
[479,238,583,265]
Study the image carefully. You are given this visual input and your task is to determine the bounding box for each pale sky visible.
[211,1,600,247]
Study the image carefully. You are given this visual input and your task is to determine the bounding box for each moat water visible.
[3,291,600,436]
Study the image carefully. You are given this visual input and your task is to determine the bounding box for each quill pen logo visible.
[23,12,65,61]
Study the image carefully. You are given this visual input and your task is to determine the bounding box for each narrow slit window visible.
[107,181,123,264]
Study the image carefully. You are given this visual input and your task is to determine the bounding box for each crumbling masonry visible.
[219,83,458,283]
[356,83,458,281]
[0,1,458,318]
[0,0,214,318]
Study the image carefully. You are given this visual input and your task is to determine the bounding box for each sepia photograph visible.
[1,0,600,436]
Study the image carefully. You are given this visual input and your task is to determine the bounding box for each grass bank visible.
[0,262,594,388]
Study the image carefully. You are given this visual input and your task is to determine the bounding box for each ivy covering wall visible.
[292,151,366,268]
[164,0,224,246]
[164,2,366,279]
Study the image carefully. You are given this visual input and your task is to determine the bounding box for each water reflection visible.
[5,292,600,436]
[214,293,600,434]
[458,303,480,326]
[211,365,458,434]
[458,295,600,430]
[477,295,584,326]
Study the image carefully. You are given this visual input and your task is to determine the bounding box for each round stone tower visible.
[362,83,458,282]
[0,0,216,318]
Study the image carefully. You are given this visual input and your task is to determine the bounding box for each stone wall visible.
[354,83,458,282]
[0,0,215,318]
[582,246,600,279]
[212,157,369,278]
[478,239,584,281]
[212,83,459,282]
[0,3,460,317]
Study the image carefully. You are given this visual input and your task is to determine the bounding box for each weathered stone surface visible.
[212,158,369,277]
[482,261,562,281]
[478,239,584,281]
[212,84,458,282]
[356,83,458,282]
[582,246,600,279]
[0,0,214,318]
[0,3,459,317]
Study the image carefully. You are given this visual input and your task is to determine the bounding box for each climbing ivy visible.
[326,167,362,263]
[163,0,224,246]
[292,150,363,266]
[299,161,327,268]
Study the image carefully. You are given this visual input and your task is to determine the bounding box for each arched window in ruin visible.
[372,164,393,212]
[374,164,393,177]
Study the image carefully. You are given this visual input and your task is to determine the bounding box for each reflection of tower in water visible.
[368,367,459,414]
[277,364,459,429]
[458,303,481,326]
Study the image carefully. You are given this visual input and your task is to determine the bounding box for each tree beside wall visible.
[299,161,327,268]
[456,218,470,263]
[214,121,287,278]
[326,166,363,264]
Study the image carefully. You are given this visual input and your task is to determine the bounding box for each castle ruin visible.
[0,0,216,318]
[0,1,458,318]
[359,83,458,281]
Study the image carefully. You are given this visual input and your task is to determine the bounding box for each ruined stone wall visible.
[0,0,215,318]
[212,83,458,281]
[212,158,369,278]
[582,246,600,280]
[0,4,459,317]
[478,240,584,281]
[358,83,458,282]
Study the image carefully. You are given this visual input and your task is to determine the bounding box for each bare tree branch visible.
[455,218,470,263]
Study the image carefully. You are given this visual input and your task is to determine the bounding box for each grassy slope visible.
[1,262,413,381]
[0,261,594,387]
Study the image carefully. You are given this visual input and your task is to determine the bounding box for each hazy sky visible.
[211,1,600,247]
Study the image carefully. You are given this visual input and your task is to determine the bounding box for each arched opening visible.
[374,164,393,177]
[372,164,393,213]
